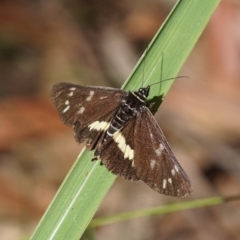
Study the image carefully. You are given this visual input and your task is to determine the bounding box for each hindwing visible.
[97,118,138,181]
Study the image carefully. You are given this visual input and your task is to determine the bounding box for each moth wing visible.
[51,83,127,148]
[51,82,126,127]
[98,119,138,181]
[134,108,193,197]
[51,82,127,146]
[74,108,119,149]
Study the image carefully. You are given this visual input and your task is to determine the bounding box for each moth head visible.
[138,86,150,98]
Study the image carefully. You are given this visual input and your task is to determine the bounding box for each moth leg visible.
[92,150,101,161]
[91,156,98,161]
[91,156,104,166]
[92,150,105,165]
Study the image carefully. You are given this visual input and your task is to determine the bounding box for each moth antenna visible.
[159,52,164,95]
[142,49,146,87]
[148,76,189,88]
[142,45,151,87]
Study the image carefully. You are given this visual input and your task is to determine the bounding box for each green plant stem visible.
[90,195,240,227]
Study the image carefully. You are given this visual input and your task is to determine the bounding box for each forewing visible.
[134,108,193,197]
[51,83,127,148]
[51,82,126,127]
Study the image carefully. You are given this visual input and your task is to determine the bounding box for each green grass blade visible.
[123,0,220,98]
[30,149,116,240]
[30,0,221,239]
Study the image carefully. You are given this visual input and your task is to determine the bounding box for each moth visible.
[51,82,192,197]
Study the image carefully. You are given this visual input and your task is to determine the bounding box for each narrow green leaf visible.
[30,0,221,239]
[91,196,232,227]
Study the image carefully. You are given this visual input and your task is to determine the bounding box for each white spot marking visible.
[70,87,76,91]
[86,91,94,101]
[168,178,172,184]
[149,102,156,109]
[163,179,167,189]
[156,143,164,156]
[174,165,179,172]
[65,100,69,105]
[88,121,110,131]
[171,168,176,176]
[131,160,135,167]
[78,106,85,114]
[68,92,73,97]
[150,159,156,169]
[113,131,134,160]
[63,105,70,113]
[99,96,108,100]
